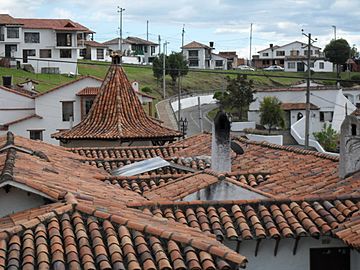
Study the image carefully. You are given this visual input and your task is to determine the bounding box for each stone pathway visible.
[156,99,178,130]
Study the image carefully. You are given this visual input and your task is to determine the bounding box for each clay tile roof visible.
[334,212,360,249]
[182,41,211,49]
[0,133,248,268]
[52,65,181,141]
[76,86,100,96]
[281,102,319,110]
[0,14,22,25]
[135,196,360,242]
[14,17,93,32]
[83,40,107,47]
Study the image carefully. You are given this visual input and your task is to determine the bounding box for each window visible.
[40,49,52,58]
[24,32,40,43]
[262,52,269,57]
[60,49,72,58]
[151,46,155,55]
[189,59,199,67]
[315,49,320,55]
[79,48,86,57]
[276,50,285,56]
[319,62,324,69]
[96,48,104,59]
[56,33,72,46]
[85,99,93,115]
[7,27,19,38]
[320,111,333,122]
[215,60,223,67]
[304,50,313,56]
[29,130,43,141]
[188,50,199,57]
[310,248,350,270]
[310,62,314,68]
[23,49,36,63]
[144,46,148,53]
[290,50,300,56]
[287,62,295,69]
[62,101,74,121]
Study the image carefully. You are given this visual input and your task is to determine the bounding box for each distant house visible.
[219,51,238,69]
[0,14,93,74]
[182,41,228,70]
[78,40,110,62]
[252,41,333,72]
[103,36,158,65]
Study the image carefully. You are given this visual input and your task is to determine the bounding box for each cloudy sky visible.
[1,0,360,59]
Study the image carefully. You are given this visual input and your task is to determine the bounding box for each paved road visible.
[179,103,218,136]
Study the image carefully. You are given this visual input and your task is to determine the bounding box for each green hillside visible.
[0,62,358,100]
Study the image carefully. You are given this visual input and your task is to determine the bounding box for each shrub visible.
[313,123,339,152]
[141,86,152,93]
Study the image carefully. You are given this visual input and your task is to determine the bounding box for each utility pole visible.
[162,41,169,98]
[158,35,161,54]
[117,6,125,62]
[198,96,203,132]
[178,25,185,130]
[146,20,149,41]
[181,25,185,50]
[332,25,336,40]
[249,23,253,66]
[302,30,317,149]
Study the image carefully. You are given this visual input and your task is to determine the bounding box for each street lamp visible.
[179,117,188,139]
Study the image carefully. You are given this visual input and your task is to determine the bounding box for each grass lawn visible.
[1,60,359,97]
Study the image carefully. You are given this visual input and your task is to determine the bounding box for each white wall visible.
[246,134,283,145]
[226,237,360,270]
[183,48,206,69]
[0,186,47,217]
[259,42,321,60]
[8,77,102,144]
[231,121,256,131]
[210,54,228,70]
[0,88,35,125]
[171,94,216,112]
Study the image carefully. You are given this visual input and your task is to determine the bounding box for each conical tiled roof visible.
[53,65,181,141]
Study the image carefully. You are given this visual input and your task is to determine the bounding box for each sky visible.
[1,0,360,59]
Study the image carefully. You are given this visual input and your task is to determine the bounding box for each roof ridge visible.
[236,136,339,161]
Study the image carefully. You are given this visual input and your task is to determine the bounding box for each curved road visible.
[179,103,218,137]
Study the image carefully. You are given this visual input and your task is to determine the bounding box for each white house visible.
[103,36,158,65]
[0,14,93,74]
[0,76,156,145]
[253,41,333,72]
[182,41,228,70]
[78,40,110,62]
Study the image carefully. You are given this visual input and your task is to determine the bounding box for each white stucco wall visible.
[246,134,283,145]
[171,94,216,112]
[0,186,48,217]
[7,77,102,144]
[226,237,360,270]
[0,88,35,125]
[2,28,79,74]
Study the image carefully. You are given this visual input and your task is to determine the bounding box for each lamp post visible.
[179,117,188,139]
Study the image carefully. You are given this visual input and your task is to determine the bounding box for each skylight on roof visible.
[111,157,197,176]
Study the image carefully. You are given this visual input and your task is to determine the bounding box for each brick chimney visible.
[339,115,360,178]
[211,110,231,172]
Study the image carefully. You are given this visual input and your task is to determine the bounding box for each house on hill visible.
[52,58,181,147]
[182,41,228,70]
[252,41,333,72]
[0,14,93,74]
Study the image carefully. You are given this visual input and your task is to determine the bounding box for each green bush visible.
[313,123,339,152]
[141,86,152,93]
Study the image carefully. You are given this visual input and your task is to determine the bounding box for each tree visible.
[213,75,256,120]
[351,45,359,59]
[167,52,188,83]
[259,96,285,134]
[313,123,339,152]
[152,54,167,83]
[324,39,351,77]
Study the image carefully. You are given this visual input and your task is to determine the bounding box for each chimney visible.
[110,51,121,65]
[339,115,360,178]
[270,43,273,48]
[2,76,12,88]
[209,41,214,48]
[211,110,231,172]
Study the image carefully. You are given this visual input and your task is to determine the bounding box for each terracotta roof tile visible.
[281,102,319,110]
[53,65,181,141]
[182,41,211,49]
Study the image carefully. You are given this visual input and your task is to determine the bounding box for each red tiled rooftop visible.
[53,65,181,141]
[281,102,319,110]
